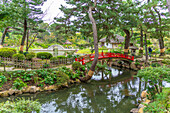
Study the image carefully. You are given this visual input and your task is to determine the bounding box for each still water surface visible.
[1,67,168,113]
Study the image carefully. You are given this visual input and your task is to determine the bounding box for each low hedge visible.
[37,52,53,59]
[57,55,66,59]
[0,48,16,58]
[26,52,35,60]
[12,53,25,61]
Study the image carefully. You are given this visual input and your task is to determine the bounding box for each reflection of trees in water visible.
[0,68,145,113]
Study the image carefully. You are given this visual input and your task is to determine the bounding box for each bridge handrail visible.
[75,52,134,65]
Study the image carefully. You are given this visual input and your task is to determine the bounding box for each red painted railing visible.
[75,52,134,65]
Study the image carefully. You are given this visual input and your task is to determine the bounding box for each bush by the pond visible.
[0,74,6,87]
[0,48,16,58]
[26,52,35,60]
[13,78,27,90]
[72,61,81,70]
[37,52,53,59]
[0,98,41,113]
[0,68,71,89]
[13,53,25,61]
[136,66,170,99]
[143,87,170,113]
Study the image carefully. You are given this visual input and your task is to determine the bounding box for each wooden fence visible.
[0,57,74,69]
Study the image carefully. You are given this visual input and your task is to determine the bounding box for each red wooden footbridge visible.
[75,52,134,65]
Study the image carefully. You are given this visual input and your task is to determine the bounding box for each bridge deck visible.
[75,52,134,65]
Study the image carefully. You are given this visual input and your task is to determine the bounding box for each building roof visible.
[99,34,125,43]
[65,40,72,44]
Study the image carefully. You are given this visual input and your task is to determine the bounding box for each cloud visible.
[41,0,66,23]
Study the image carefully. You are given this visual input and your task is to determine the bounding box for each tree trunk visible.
[19,18,27,53]
[123,29,131,55]
[139,28,143,54]
[0,27,9,48]
[80,5,98,82]
[167,0,170,15]
[26,30,29,52]
[159,36,165,56]
[144,34,148,63]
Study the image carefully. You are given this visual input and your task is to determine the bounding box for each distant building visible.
[99,35,124,49]
[64,40,72,45]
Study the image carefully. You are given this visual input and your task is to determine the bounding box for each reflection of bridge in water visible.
[30,44,78,56]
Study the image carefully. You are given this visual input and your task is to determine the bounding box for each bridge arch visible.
[75,52,134,65]
[48,44,65,50]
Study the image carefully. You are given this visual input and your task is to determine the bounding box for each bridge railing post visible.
[82,58,85,65]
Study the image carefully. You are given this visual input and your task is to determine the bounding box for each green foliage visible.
[136,66,170,99]
[26,52,35,60]
[57,55,66,59]
[12,53,25,60]
[72,61,81,70]
[35,42,50,49]
[0,98,41,113]
[135,60,140,65]
[0,48,16,58]
[42,63,50,68]
[13,78,27,90]
[161,59,170,65]
[151,62,161,67]
[55,71,69,85]
[0,74,6,87]
[37,52,53,59]
[144,88,170,113]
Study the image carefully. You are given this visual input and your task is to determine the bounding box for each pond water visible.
[0,67,169,113]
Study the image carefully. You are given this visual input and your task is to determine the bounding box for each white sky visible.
[41,0,66,24]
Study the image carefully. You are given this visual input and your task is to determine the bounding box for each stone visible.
[8,88,15,96]
[14,89,22,95]
[30,86,36,93]
[36,87,40,92]
[69,80,74,84]
[130,108,138,113]
[23,86,31,93]
[44,85,57,91]
[130,62,138,70]
[0,91,9,97]
[62,82,68,88]
[75,79,81,84]
[141,90,148,98]
[138,107,144,113]
[138,104,145,109]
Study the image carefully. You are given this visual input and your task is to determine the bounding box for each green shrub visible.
[57,55,66,59]
[0,98,41,113]
[136,66,170,99]
[13,53,25,61]
[161,59,170,65]
[0,48,16,58]
[26,52,35,60]
[151,62,161,67]
[13,78,27,90]
[72,61,81,70]
[0,74,6,87]
[56,71,69,85]
[37,52,53,59]
[144,88,170,113]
